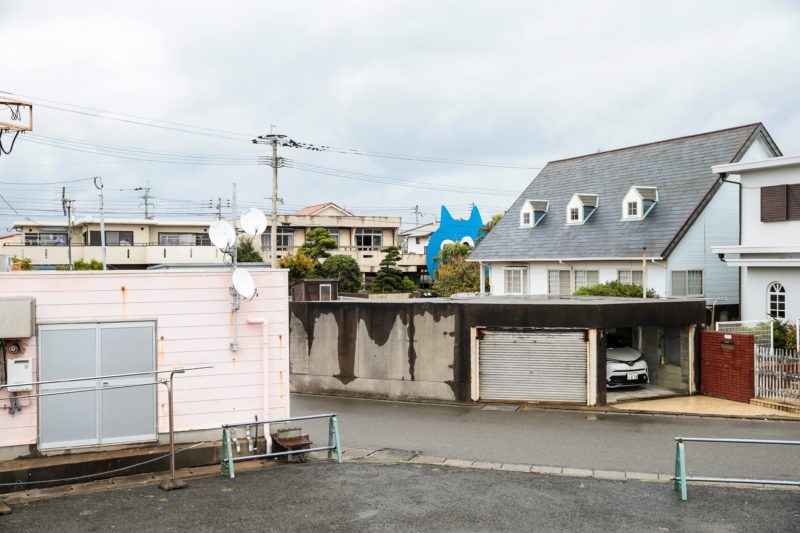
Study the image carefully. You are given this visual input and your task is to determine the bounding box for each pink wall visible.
[0,269,289,449]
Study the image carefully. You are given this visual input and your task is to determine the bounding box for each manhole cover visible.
[366,448,420,461]
[482,404,520,412]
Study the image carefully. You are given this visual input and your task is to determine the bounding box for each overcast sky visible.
[1,0,799,232]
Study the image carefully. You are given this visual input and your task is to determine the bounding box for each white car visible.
[606,333,649,388]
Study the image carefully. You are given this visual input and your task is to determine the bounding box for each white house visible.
[470,123,780,312]
[712,155,800,322]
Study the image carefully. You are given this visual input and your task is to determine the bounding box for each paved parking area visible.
[2,461,798,532]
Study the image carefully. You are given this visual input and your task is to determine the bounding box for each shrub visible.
[573,280,658,298]
[318,254,362,293]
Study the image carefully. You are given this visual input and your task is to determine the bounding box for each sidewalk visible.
[607,395,800,420]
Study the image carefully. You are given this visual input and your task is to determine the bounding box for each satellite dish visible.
[232,268,257,299]
[240,208,267,236]
[209,220,236,250]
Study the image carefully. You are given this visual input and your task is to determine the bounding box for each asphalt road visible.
[292,394,800,480]
[3,462,798,532]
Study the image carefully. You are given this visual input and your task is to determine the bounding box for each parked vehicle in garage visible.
[606,332,649,388]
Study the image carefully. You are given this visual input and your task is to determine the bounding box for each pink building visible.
[0,268,288,460]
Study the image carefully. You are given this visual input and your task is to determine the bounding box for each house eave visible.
[467,256,665,263]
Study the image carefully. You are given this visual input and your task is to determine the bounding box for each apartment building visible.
[3,203,427,280]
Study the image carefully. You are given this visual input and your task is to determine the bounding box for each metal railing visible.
[755,346,800,404]
[221,413,342,479]
[672,437,800,501]
[0,366,211,491]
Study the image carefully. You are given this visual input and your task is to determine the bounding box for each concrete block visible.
[625,471,660,481]
[593,470,626,480]
[561,467,594,477]
[530,465,563,475]
[342,448,373,460]
[468,461,502,470]
[500,463,531,473]
[443,459,474,468]
[410,455,447,465]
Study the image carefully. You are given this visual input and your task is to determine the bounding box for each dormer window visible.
[566,194,598,225]
[622,186,658,221]
[569,207,579,221]
[520,199,549,228]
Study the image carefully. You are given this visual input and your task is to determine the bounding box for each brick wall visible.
[700,330,754,403]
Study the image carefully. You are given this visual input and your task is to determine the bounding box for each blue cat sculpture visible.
[427,205,484,279]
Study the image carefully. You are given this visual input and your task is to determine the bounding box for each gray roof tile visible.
[471,124,769,261]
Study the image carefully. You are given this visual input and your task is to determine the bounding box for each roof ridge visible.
[550,123,762,164]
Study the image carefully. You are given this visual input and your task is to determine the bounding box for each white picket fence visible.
[755,346,800,405]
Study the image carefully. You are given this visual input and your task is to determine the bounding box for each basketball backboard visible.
[0,100,33,132]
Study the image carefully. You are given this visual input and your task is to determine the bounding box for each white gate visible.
[478,329,588,403]
[755,346,800,405]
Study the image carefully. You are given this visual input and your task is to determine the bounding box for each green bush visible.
[318,254,362,293]
[573,280,658,298]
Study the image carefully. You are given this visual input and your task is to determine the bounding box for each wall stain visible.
[332,306,357,384]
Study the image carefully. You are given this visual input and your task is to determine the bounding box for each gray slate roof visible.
[471,124,775,261]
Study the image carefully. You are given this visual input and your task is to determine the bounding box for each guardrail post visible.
[673,439,687,501]
[328,415,343,463]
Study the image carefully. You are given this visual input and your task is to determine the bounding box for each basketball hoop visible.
[0,99,32,157]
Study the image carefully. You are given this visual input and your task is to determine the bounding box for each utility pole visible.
[134,183,154,219]
[61,187,74,270]
[94,176,107,270]
[414,205,421,227]
[253,132,286,267]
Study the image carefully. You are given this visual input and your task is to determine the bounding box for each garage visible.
[38,321,157,450]
[477,329,589,403]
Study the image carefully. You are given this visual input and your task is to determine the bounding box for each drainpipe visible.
[247,317,272,453]
[479,261,485,295]
[642,247,648,299]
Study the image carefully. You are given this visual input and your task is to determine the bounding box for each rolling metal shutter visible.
[479,330,587,403]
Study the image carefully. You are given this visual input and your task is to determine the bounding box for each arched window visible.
[768,282,786,319]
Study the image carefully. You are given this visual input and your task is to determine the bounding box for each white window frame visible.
[521,211,532,227]
[569,207,580,222]
[626,201,638,217]
[574,270,599,290]
[548,269,571,296]
[767,281,786,319]
[503,266,528,295]
[671,270,704,297]
[618,269,643,286]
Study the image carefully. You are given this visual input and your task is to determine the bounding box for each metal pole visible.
[271,139,278,268]
[159,371,186,491]
[94,176,106,270]
[642,247,648,299]
[231,183,239,352]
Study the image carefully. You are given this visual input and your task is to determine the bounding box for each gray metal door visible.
[38,322,157,450]
[478,329,588,403]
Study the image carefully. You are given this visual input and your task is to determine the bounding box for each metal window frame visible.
[37,321,158,451]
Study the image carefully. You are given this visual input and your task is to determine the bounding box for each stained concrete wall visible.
[290,298,707,404]
[291,301,458,401]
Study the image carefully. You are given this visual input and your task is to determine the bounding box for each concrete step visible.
[0,441,222,494]
[750,398,800,415]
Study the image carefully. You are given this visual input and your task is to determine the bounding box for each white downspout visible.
[247,317,271,453]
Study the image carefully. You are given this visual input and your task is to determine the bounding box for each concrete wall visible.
[0,269,289,458]
[290,298,706,404]
[291,301,459,402]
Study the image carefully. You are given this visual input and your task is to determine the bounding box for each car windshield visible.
[606,333,626,349]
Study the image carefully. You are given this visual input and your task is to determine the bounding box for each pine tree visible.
[371,246,408,293]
